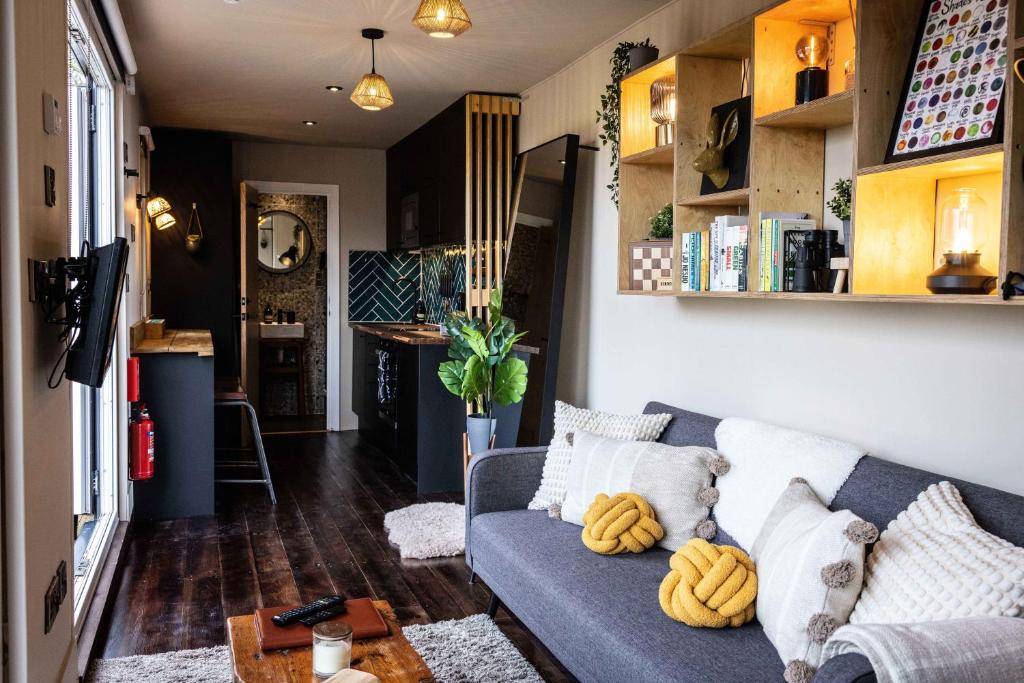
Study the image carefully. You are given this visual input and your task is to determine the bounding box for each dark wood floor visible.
[97,430,575,681]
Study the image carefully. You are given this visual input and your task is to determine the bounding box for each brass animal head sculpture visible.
[692,108,740,190]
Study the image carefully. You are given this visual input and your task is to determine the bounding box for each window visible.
[68,0,119,625]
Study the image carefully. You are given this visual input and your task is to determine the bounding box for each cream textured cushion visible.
[527,402,671,511]
[561,431,729,551]
[850,480,1024,625]
[752,479,877,683]
[714,418,865,551]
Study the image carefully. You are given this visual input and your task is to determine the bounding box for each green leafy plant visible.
[596,38,656,208]
[827,177,852,222]
[437,289,528,418]
[649,203,673,239]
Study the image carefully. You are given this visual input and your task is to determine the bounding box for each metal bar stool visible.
[214,378,277,504]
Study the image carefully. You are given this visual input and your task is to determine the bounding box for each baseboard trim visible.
[76,520,132,681]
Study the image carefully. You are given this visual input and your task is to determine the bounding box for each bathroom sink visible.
[260,322,305,339]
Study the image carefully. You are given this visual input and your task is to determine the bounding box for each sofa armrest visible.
[813,654,876,683]
[464,446,547,568]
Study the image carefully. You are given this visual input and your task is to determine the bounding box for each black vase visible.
[629,46,660,72]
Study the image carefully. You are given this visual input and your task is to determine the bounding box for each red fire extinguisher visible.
[129,404,155,481]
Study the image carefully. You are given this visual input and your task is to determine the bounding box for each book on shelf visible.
[756,213,814,293]
[680,215,749,292]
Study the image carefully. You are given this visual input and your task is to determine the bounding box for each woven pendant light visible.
[351,29,394,111]
[412,0,472,38]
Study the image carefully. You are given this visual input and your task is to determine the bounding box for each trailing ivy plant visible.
[437,289,528,419]
[649,202,673,239]
[596,38,655,207]
[827,177,852,222]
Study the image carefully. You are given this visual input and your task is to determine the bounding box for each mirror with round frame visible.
[257,210,312,273]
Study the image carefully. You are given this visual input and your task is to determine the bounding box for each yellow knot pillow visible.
[581,492,664,555]
[659,538,758,628]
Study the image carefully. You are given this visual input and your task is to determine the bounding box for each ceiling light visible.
[412,0,472,38]
[325,85,344,92]
[351,28,394,111]
[302,120,318,126]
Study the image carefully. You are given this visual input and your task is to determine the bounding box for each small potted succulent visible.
[827,178,852,252]
[437,289,529,455]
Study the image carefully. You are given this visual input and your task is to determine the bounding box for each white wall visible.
[232,142,387,431]
[523,0,1024,496]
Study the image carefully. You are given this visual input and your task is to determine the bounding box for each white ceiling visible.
[119,0,672,149]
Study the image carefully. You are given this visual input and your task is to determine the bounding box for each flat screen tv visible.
[65,237,129,388]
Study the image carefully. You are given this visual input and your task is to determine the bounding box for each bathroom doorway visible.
[240,181,340,433]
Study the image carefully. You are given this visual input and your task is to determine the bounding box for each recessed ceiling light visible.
[558,159,566,165]
[223,0,241,4]
[325,85,344,92]
[302,120,318,126]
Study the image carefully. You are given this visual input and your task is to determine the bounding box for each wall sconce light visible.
[412,0,472,38]
[650,75,676,147]
[351,29,394,111]
[278,245,299,268]
[146,196,171,219]
[926,187,997,294]
[153,212,177,231]
[795,32,830,105]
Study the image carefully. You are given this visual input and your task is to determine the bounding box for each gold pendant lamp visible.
[351,28,394,111]
[412,0,472,38]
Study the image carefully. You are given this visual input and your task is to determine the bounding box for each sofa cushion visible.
[470,509,784,683]
[644,401,721,449]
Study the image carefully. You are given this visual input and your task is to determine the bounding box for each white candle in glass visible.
[312,622,353,678]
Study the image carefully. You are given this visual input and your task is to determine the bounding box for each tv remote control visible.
[272,595,345,627]
[298,603,348,627]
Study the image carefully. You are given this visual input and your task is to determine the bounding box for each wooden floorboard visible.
[96,430,576,682]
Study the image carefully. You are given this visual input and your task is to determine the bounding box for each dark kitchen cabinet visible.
[387,94,517,250]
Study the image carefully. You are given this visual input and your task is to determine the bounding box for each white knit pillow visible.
[714,418,865,552]
[560,431,729,551]
[849,481,1024,625]
[752,479,877,683]
[527,402,671,511]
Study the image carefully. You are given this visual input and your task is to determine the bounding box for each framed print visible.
[886,0,1009,164]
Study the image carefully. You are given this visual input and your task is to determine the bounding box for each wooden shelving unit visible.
[615,0,1024,307]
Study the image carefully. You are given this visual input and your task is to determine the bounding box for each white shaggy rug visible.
[86,617,542,683]
[86,645,231,682]
[383,502,465,559]
[404,614,543,683]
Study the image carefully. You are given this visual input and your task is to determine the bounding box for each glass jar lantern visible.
[926,187,997,294]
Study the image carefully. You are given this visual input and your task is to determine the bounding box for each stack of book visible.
[757,216,816,292]
[681,215,749,292]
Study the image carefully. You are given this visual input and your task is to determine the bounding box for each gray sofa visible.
[465,402,1024,683]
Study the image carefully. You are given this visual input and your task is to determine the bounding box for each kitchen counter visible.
[349,322,540,354]
[131,328,214,356]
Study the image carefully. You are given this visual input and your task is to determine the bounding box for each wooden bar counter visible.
[130,328,215,519]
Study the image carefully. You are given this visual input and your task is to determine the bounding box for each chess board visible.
[630,240,674,292]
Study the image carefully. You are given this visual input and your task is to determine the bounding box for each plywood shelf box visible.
[615,0,1024,306]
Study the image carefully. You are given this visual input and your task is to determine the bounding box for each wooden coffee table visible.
[227,600,434,682]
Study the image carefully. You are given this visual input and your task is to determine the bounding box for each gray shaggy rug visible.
[403,614,543,682]
[86,616,541,683]
[383,502,465,559]
[85,645,231,682]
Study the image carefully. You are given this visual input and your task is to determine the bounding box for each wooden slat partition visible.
[465,93,521,318]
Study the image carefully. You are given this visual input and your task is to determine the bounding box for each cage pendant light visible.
[412,0,472,38]
[351,29,394,111]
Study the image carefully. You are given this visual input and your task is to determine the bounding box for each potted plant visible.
[649,202,673,239]
[628,38,659,72]
[827,177,852,252]
[596,38,658,207]
[437,289,529,455]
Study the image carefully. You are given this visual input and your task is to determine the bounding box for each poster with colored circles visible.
[887,0,1009,162]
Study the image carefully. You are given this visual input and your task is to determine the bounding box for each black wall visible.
[150,128,237,376]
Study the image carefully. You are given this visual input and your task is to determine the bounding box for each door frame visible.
[243,181,341,431]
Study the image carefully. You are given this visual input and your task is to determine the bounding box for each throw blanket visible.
[822,617,1024,683]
